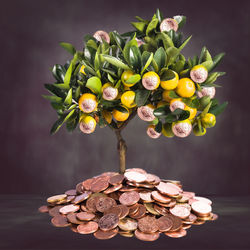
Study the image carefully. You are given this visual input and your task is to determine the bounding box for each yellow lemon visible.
[142,71,160,90]
[176,78,196,98]
[78,93,98,113]
[121,91,136,108]
[170,98,185,112]
[162,90,173,102]
[102,110,112,124]
[190,65,208,83]
[160,71,179,90]
[113,106,129,121]
[185,106,197,120]
[121,70,136,87]
[79,115,96,134]
[193,125,206,136]
[80,65,86,75]
[201,113,216,128]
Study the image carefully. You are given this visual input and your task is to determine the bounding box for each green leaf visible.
[86,76,102,94]
[210,52,225,71]
[168,90,180,99]
[182,98,199,109]
[172,108,190,121]
[173,15,186,29]
[129,45,142,71]
[59,42,76,55]
[166,47,180,65]
[203,72,225,85]
[141,52,154,74]
[50,110,75,135]
[201,60,214,71]
[146,15,159,35]
[198,47,207,64]
[109,31,125,51]
[44,84,66,98]
[157,32,174,49]
[66,111,79,132]
[64,88,72,105]
[114,105,129,113]
[125,74,141,84]
[131,22,146,33]
[52,64,66,82]
[123,35,138,64]
[160,69,175,81]
[154,47,167,70]
[155,8,163,23]
[209,101,228,116]
[200,48,212,63]
[165,113,177,123]
[101,54,130,70]
[75,86,81,100]
[178,35,192,52]
[135,89,151,106]
[172,60,185,74]
[42,95,62,103]
[201,101,212,117]
[155,120,162,133]
[64,62,73,85]
[135,16,150,24]
[153,105,170,118]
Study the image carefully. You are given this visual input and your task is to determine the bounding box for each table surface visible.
[0,195,250,250]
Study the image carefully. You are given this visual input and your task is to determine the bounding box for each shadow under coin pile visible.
[39,168,218,241]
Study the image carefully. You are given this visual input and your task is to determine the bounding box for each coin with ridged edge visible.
[134,229,160,241]
[77,221,98,234]
[94,228,118,240]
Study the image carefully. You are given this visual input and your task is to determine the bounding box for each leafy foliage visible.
[43,9,227,137]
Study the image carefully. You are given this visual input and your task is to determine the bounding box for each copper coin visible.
[94,228,118,240]
[47,194,67,204]
[86,197,99,212]
[144,203,160,215]
[38,205,49,213]
[119,186,138,192]
[59,204,79,215]
[182,191,195,199]
[49,206,63,217]
[166,182,183,192]
[70,224,78,233]
[134,229,160,241]
[92,213,102,223]
[76,182,84,194]
[109,174,124,185]
[170,204,190,219]
[66,213,84,224]
[152,191,172,203]
[165,228,187,238]
[76,211,95,221]
[155,200,176,208]
[210,213,219,221]
[98,213,119,231]
[193,219,205,225]
[183,213,197,224]
[95,197,116,213]
[139,191,154,203]
[65,189,77,196]
[125,168,147,174]
[177,194,190,203]
[196,214,213,221]
[182,224,192,230]
[66,195,75,203]
[119,191,140,206]
[168,214,182,231]
[191,201,212,216]
[138,216,158,233]
[118,217,138,231]
[153,204,169,216]
[103,184,122,194]
[156,182,180,197]
[72,191,92,204]
[119,231,134,238]
[80,204,88,212]
[101,172,118,177]
[188,198,198,205]
[116,204,129,219]
[145,173,161,184]
[51,215,70,227]
[77,221,99,234]
[90,176,110,193]
[127,181,155,189]
[108,191,120,200]
[82,178,94,191]
[130,204,146,219]
[104,206,122,217]
[124,171,147,183]
[157,215,174,232]
[194,196,212,205]
[128,203,139,216]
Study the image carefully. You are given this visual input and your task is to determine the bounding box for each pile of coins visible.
[39,168,218,241]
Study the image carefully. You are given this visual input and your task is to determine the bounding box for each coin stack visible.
[39,168,218,241]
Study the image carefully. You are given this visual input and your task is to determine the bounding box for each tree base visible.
[39,168,218,241]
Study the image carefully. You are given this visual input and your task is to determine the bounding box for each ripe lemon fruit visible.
[160,70,179,90]
[102,83,118,101]
[201,113,216,128]
[162,90,173,102]
[190,65,208,83]
[79,115,96,134]
[184,106,197,120]
[113,106,129,121]
[170,98,185,112]
[121,91,136,108]
[78,93,98,113]
[79,65,86,75]
[121,70,136,87]
[176,78,196,98]
[142,71,160,90]
[102,110,112,124]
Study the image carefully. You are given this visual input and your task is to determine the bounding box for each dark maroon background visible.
[1,0,250,196]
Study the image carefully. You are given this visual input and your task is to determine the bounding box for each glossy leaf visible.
[86,76,102,94]
[42,95,62,103]
[155,120,162,133]
[178,35,192,52]
[135,89,151,106]
[64,62,73,85]
[157,32,174,49]
[168,90,180,99]
[110,31,125,50]
[210,52,225,71]
[44,84,66,98]
[114,105,129,113]
[126,74,141,84]
[52,64,66,82]
[59,42,76,55]
[131,22,146,32]
[141,52,154,74]
[209,101,228,116]
[64,88,72,105]
[154,105,170,118]
[173,15,186,29]
[101,54,130,70]
[123,35,138,64]
[160,69,175,81]
[155,8,163,23]
[166,47,180,65]
[201,60,213,71]
[154,47,167,70]
[146,15,158,35]
[129,45,142,71]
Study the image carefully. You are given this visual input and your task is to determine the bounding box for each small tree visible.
[43,9,227,174]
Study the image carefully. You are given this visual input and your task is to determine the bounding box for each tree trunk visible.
[115,130,127,174]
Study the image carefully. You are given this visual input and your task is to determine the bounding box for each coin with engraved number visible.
[119,191,140,206]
